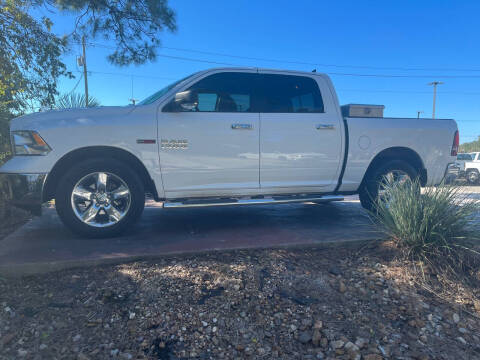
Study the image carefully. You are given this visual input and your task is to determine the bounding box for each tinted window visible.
[188,72,257,112]
[258,74,324,113]
[457,153,473,161]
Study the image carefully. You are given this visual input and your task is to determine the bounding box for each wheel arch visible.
[360,146,427,188]
[43,146,159,201]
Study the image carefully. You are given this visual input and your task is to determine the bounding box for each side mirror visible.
[174,90,198,111]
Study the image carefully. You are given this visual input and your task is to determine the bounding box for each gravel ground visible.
[1,242,479,360]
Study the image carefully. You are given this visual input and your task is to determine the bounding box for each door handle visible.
[316,124,335,130]
[231,123,253,130]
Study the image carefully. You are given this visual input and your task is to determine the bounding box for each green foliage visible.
[0,0,71,113]
[373,178,479,278]
[459,136,480,153]
[0,151,10,165]
[0,107,13,165]
[56,93,100,109]
[46,0,177,66]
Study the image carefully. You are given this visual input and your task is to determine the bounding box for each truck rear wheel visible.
[55,158,145,238]
[466,169,479,184]
[359,160,418,211]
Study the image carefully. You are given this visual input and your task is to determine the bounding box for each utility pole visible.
[427,81,443,119]
[81,35,89,106]
[417,111,424,119]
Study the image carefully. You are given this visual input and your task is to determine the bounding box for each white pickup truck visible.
[0,68,459,237]
[456,152,480,183]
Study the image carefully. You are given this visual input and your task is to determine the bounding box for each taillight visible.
[451,130,459,156]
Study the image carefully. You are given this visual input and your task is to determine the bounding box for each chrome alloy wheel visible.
[70,172,131,228]
[378,170,411,199]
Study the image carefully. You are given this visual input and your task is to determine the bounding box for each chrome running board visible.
[163,195,344,209]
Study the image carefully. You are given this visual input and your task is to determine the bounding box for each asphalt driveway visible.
[0,196,380,276]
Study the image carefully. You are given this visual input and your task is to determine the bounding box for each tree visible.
[56,92,100,109]
[0,106,13,163]
[51,0,177,65]
[0,0,176,153]
[0,0,70,113]
[459,136,480,153]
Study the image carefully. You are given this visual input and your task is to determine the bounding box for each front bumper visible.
[0,173,47,215]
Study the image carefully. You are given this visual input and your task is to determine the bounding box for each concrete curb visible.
[0,237,382,278]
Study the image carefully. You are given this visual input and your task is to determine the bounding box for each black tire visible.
[466,169,479,185]
[359,160,418,211]
[55,158,145,238]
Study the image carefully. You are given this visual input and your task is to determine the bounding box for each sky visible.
[45,0,480,143]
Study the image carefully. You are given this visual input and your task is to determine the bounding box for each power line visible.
[74,68,480,96]
[328,72,480,79]
[73,70,480,97]
[66,72,83,95]
[338,89,480,95]
[77,68,480,95]
[72,69,176,80]
[76,41,480,79]
[88,41,480,73]
[160,46,480,73]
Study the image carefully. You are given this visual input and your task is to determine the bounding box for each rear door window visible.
[257,74,324,113]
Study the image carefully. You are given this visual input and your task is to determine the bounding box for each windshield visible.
[138,72,198,105]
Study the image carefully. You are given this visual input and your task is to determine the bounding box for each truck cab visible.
[155,69,345,198]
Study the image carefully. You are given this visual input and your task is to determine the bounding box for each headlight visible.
[11,130,52,155]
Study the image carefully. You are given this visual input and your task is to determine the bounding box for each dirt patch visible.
[1,243,479,359]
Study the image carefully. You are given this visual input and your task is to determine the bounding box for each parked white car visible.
[0,68,459,237]
[456,152,480,183]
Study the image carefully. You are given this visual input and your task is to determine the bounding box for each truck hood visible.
[10,106,136,132]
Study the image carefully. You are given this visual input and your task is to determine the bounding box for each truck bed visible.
[338,116,457,192]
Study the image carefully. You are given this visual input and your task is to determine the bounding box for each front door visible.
[158,70,260,198]
[258,71,343,191]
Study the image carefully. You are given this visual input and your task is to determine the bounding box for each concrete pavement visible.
[0,196,381,276]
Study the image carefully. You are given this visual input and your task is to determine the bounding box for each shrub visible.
[55,93,100,109]
[372,178,479,275]
[0,150,10,164]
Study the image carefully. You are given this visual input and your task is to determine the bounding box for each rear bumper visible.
[0,173,47,215]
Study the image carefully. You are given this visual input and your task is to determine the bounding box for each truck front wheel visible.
[359,160,418,211]
[466,169,479,184]
[55,158,145,238]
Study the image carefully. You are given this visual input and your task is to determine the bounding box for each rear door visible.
[258,71,343,191]
[158,70,260,197]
